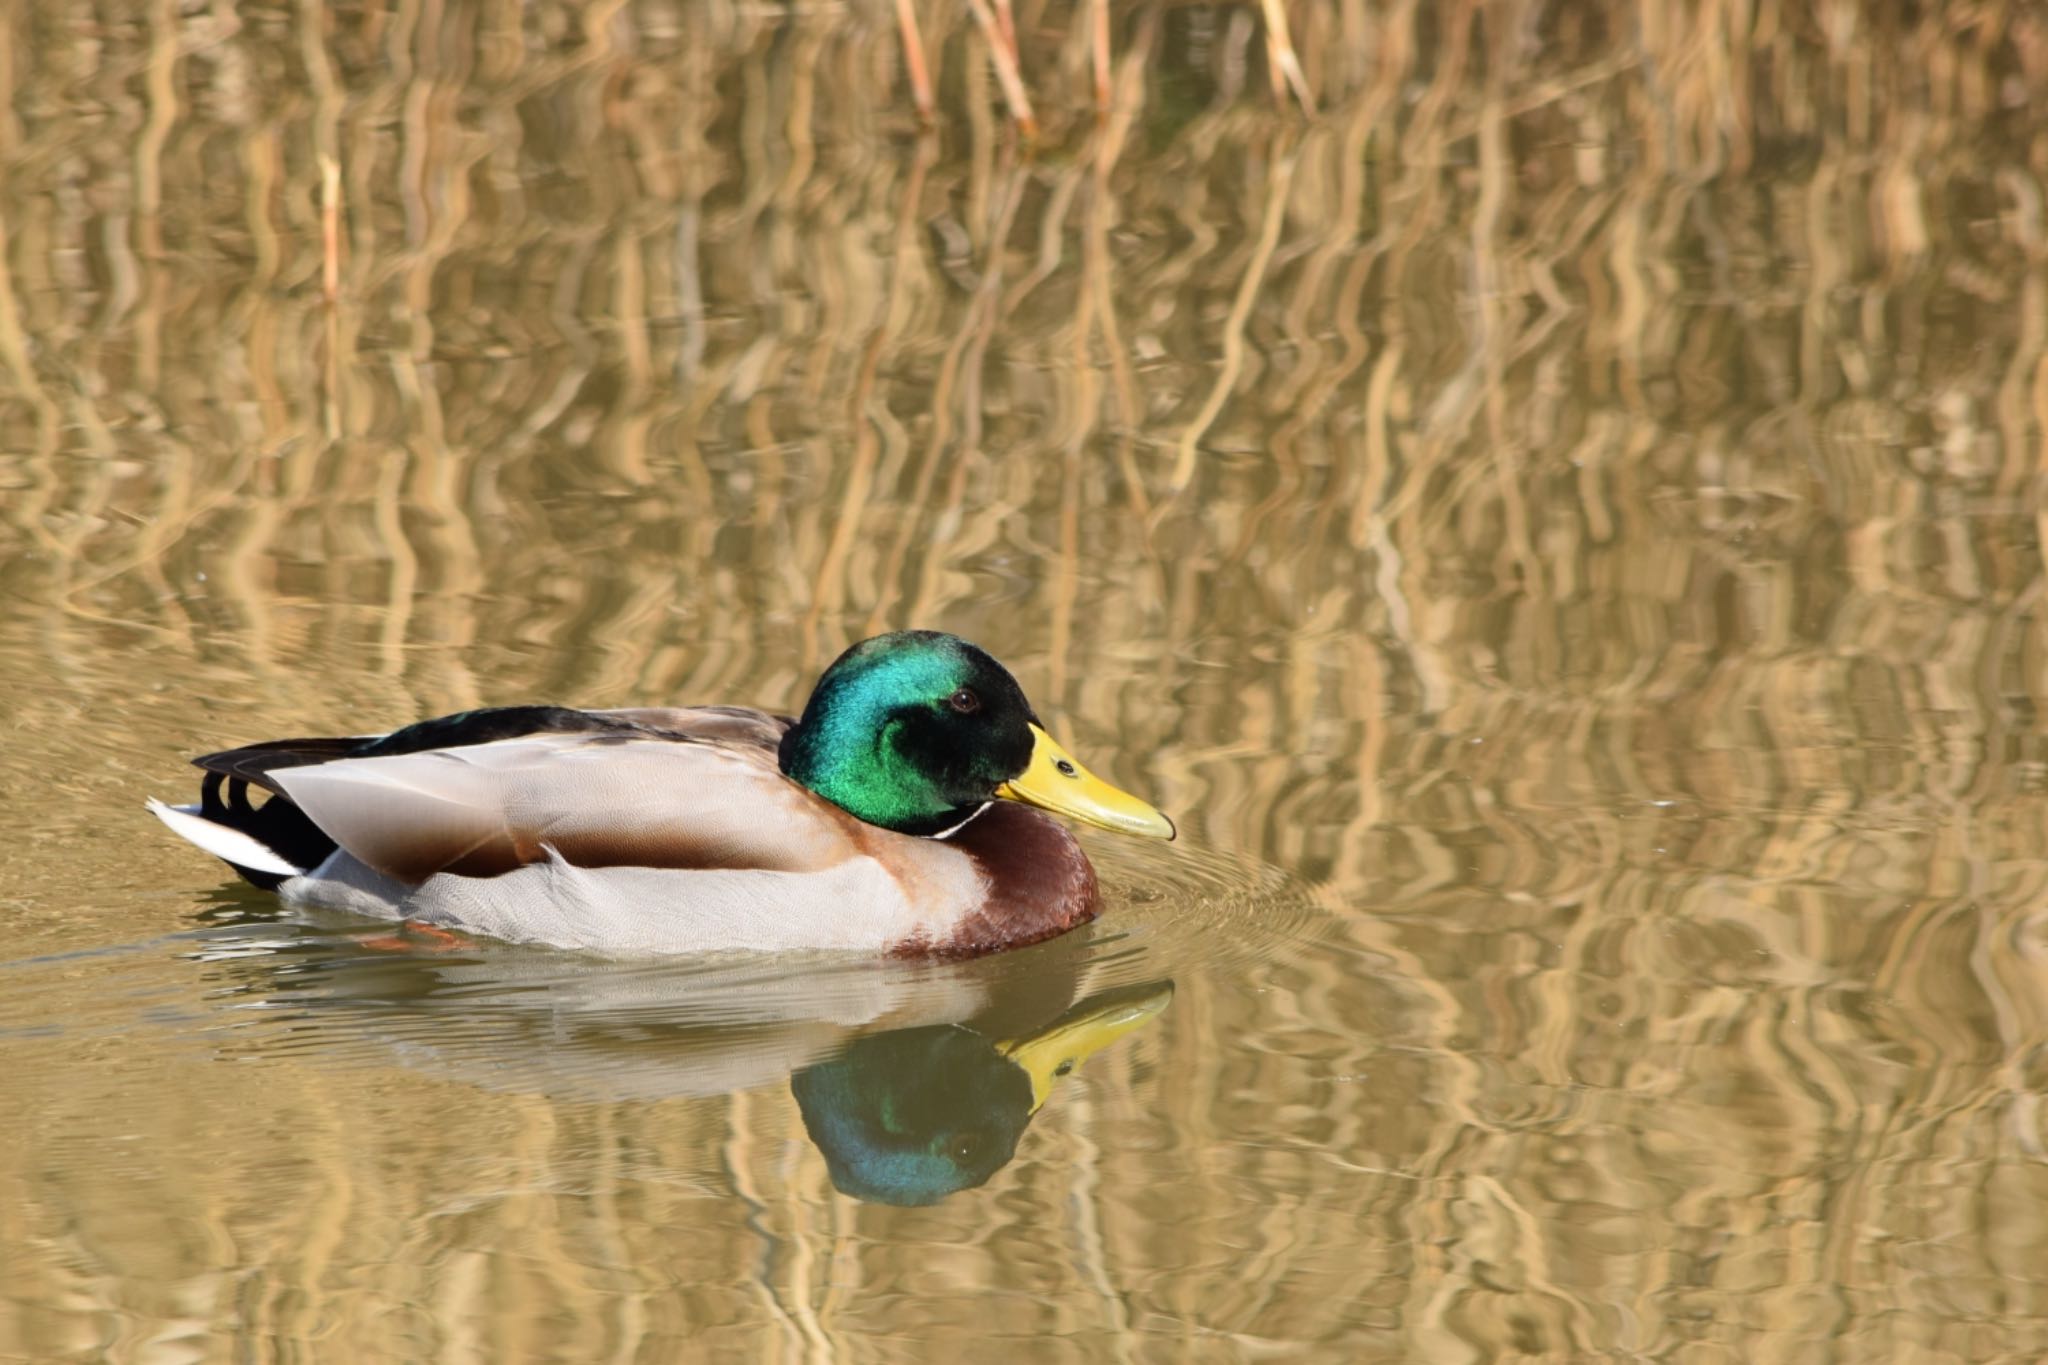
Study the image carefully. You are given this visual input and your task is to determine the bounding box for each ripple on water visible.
[1084,830,1327,978]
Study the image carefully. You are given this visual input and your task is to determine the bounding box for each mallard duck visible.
[150,631,1175,956]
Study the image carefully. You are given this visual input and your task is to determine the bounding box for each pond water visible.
[4,3,2047,1360]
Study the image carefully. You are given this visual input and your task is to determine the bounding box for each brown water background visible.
[4,1,2048,1359]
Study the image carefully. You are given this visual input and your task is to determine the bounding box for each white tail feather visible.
[147,798,301,877]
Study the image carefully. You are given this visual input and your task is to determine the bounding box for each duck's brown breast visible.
[891,802,1099,958]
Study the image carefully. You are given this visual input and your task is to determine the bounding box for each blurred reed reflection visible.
[2,0,2047,1358]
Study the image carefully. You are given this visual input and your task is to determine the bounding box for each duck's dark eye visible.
[947,688,981,715]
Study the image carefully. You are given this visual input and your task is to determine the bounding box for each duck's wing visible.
[271,728,855,887]
[596,705,794,752]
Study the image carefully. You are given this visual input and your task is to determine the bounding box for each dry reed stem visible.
[1090,0,1112,113]
[992,0,1019,62]
[966,0,1038,137]
[894,0,935,123]
[1258,0,1314,112]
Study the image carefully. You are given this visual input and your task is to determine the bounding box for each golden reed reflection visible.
[2,0,2047,1359]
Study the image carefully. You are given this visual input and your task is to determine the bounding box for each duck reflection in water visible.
[183,894,1171,1206]
[792,981,1171,1205]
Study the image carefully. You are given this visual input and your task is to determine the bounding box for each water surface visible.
[3,2,2047,1360]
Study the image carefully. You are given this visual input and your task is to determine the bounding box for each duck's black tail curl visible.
[186,739,359,889]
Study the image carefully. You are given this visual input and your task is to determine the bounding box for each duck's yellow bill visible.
[996,724,1176,840]
[999,981,1174,1113]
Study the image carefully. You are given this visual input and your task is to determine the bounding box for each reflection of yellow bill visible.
[996,723,1176,841]
[999,982,1175,1113]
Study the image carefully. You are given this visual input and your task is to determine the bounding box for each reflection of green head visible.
[790,981,1174,1206]
[791,1026,1033,1206]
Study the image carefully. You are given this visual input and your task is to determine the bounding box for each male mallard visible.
[149,631,1175,956]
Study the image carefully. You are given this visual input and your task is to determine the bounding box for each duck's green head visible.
[780,630,1175,841]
